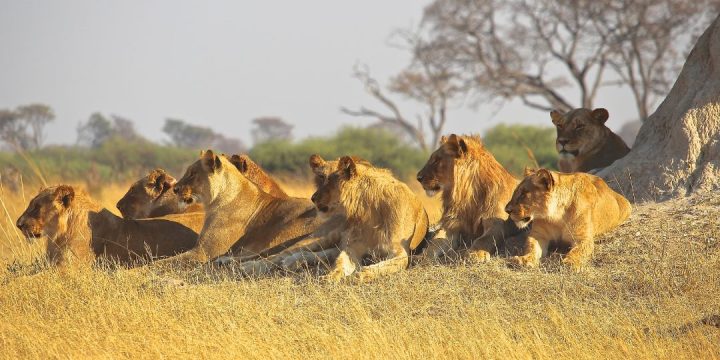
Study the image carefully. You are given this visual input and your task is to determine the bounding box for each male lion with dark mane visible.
[551,107,630,173]
[505,168,631,270]
[16,185,202,269]
[309,156,428,281]
[153,150,323,268]
[416,134,521,261]
[117,155,286,219]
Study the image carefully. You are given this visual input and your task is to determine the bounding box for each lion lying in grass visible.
[309,156,428,281]
[153,150,324,268]
[116,155,286,219]
[505,168,632,270]
[215,154,369,274]
[16,185,202,269]
[416,134,522,261]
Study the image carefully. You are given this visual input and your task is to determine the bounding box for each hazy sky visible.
[0,0,641,147]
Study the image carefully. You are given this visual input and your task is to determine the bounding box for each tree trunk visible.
[598,15,720,202]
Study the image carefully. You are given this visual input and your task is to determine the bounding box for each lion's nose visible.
[16,217,24,229]
[504,205,513,214]
[310,192,319,204]
[416,173,424,183]
[173,187,179,194]
[558,138,569,146]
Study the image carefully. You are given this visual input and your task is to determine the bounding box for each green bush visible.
[250,127,428,179]
[483,124,558,176]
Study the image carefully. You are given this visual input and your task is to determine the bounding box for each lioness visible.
[311,156,428,281]
[551,107,630,173]
[216,154,369,274]
[117,155,286,219]
[16,185,202,269]
[504,168,631,270]
[155,150,323,267]
[416,134,520,261]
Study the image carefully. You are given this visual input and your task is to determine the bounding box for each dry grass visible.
[0,180,718,359]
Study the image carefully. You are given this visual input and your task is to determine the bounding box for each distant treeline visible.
[0,125,557,188]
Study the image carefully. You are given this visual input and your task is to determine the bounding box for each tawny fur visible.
[16,186,202,270]
[505,169,632,270]
[416,134,520,261]
[551,108,630,173]
[312,156,428,281]
[153,150,323,268]
[117,155,286,219]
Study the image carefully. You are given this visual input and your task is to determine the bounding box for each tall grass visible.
[0,176,718,358]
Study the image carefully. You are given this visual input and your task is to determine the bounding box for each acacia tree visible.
[251,117,294,144]
[354,0,719,133]
[0,103,55,150]
[342,32,464,151]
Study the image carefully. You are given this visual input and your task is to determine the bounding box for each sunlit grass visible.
[0,179,718,359]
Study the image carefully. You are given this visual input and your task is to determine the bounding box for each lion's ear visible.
[230,154,249,174]
[309,154,326,171]
[550,110,564,125]
[445,134,468,157]
[148,169,169,189]
[201,150,221,172]
[440,135,448,144]
[535,169,555,190]
[54,185,75,208]
[157,173,176,192]
[523,167,535,177]
[338,156,357,178]
[591,108,609,124]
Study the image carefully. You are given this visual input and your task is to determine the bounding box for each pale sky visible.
[0,0,643,147]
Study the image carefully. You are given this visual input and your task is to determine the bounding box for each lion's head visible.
[173,150,230,208]
[551,108,610,160]
[416,134,470,197]
[227,154,287,198]
[309,154,370,190]
[504,168,557,229]
[310,156,359,213]
[116,169,176,219]
[16,185,77,241]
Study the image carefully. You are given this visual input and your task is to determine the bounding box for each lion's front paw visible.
[322,270,348,283]
[507,255,539,268]
[467,249,491,263]
[561,256,585,272]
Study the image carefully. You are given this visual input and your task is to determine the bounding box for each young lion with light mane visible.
[16,185,202,269]
[154,150,323,267]
[416,134,521,261]
[505,168,631,270]
[310,156,428,281]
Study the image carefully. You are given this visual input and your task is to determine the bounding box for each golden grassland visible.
[0,179,718,359]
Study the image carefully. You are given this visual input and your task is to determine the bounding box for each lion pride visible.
[416,134,521,261]
[504,168,631,270]
[551,107,630,173]
[16,185,202,269]
[153,150,323,267]
[309,156,428,281]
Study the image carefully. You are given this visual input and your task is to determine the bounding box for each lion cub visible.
[311,156,428,281]
[505,168,631,270]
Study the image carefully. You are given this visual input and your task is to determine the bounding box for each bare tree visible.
[413,0,719,120]
[342,44,463,151]
[602,0,719,120]
[251,117,294,144]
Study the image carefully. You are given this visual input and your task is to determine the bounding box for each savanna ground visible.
[0,178,718,359]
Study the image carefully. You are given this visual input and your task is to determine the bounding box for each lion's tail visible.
[409,209,430,259]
